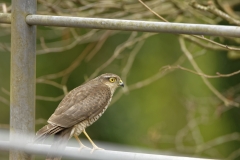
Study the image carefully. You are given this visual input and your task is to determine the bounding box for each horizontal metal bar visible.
[0,141,213,160]
[0,13,11,24]
[0,130,214,160]
[0,13,239,38]
[26,15,240,38]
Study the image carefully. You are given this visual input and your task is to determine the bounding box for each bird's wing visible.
[47,84,111,128]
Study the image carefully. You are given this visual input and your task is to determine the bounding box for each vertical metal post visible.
[10,0,36,159]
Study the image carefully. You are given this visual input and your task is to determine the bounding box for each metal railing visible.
[0,130,212,160]
[1,13,240,37]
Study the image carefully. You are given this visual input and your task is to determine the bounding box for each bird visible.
[34,73,124,160]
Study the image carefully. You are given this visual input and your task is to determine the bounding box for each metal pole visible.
[26,15,240,38]
[10,0,36,159]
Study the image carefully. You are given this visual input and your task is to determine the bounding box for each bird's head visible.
[98,73,124,92]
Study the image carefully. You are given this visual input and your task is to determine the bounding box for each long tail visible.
[34,124,73,160]
[46,127,73,160]
[34,123,64,143]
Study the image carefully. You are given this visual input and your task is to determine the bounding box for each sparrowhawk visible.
[35,73,124,159]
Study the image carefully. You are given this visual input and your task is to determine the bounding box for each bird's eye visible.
[109,77,116,83]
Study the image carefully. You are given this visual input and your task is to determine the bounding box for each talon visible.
[74,135,90,151]
[79,144,91,151]
[90,145,104,153]
[83,130,104,153]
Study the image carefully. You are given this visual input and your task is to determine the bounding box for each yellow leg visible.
[83,129,104,153]
[74,135,90,150]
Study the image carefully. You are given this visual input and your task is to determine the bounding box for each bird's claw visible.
[90,146,104,153]
[79,144,91,151]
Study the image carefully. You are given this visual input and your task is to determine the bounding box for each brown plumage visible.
[35,73,124,160]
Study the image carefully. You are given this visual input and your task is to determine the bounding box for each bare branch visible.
[36,29,98,55]
[36,95,64,102]
[35,118,47,125]
[36,79,63,89]
[85,30,112,62]
[111,55,186,105]
[0,96,9,106]
[121,40,145,91]
[179,37,239,107]
[183,35,240,51]
[0,42,10,52]
[138,0,168,22]
[163,65,240,78]
[227,148,240,160]
[192,35,240,51]
[38,42,93,80]
[138,0,240,52]
[89,32,155,80]
[189,1,240,26]
[196,132,240,153]
[1,87,9,96]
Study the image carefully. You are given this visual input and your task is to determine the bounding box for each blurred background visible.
[0,0,240,159]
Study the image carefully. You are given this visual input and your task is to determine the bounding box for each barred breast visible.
[72,96,112,136]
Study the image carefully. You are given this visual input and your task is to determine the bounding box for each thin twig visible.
[0,96,9,106]
[162,65,240,78]
[38,43,94,80]
[1,88,9,96]
[85,30,112,62]
[111,55,186,105]
[192,35,240,51]
[189,1,240,26]
[179,37,239,107]
[138,0,240,52]
[36,95,64,102]
[36,30,98,55]
[88,32,155,80]
[138,0,168,22]
[36,79,63,89]
[121,40,145,92]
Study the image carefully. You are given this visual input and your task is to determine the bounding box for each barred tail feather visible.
[34,124,63,143]
[34,123,73,160]
[46,127,73,160]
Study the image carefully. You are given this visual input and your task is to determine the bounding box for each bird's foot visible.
[90,145,104,153]
[79,144,91,151]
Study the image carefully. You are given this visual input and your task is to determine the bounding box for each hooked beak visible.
[119,79,124,87]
